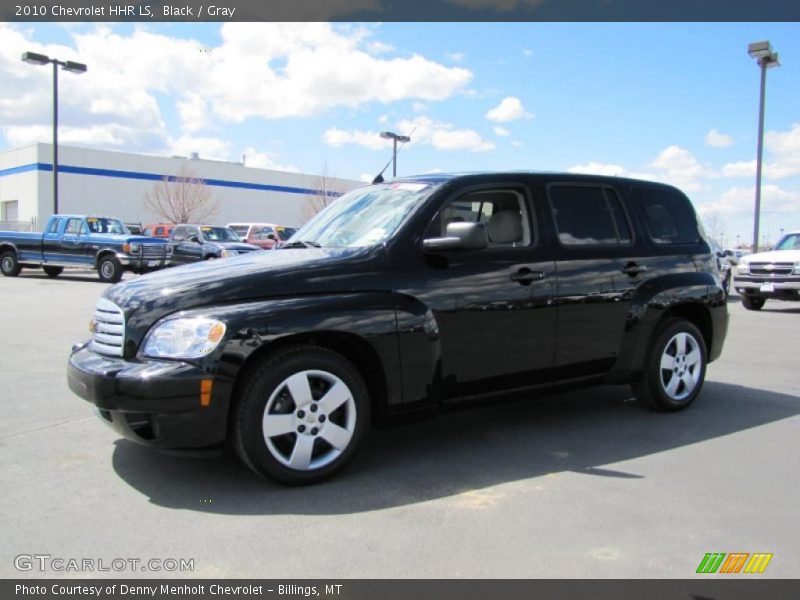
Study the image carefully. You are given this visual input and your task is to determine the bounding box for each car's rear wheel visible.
[741,295,765,311]
[633,318,707,412]
[97,256,123,283]
[1,250,21,277]
[43,266,63,278]
[234,346,370,484]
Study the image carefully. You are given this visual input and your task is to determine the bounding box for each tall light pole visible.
[21,51,87,216]
[747,41,779,254]
[380,131,411,178]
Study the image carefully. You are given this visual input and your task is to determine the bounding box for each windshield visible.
[86,217,127,235]
[201,227,241,242]
[775,234,800,251]
[276,226,297,240]
[289,183,434,248]
[228,225,250,238]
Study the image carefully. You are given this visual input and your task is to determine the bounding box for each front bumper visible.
[67,345,227,448]
[116,252,172,271]
[734,275,800,298]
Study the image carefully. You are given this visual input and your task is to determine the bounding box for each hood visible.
[104,245,387,345]
[212,241,262,252]
[93,234,168,245]
[743,249,800,263]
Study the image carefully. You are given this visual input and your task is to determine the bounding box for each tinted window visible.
[549,185,631,245]
[633,187,700,245]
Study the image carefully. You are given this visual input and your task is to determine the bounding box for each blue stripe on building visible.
[0,163,342,197]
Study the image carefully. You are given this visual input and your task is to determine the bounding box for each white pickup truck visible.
[734,231,800,310]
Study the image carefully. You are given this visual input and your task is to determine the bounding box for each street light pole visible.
[747,41,780,254]
[21,51,87,216]
[379,131,411,179]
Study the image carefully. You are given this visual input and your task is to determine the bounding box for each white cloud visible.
[447,52,466,62]
[493,126,510,137]
[522,48,534,57]
[326,116,495,153]
[242,147,299,173]
[0,23,473,156]
[721,123,800,180]
[412,102,428,113]
[164,135,231,161]
[649,145,715,191]
[486,97,533,122]
[396,116,495,152]
[359,173,375,183]
[697,185,799,220]
[378,114,389,124]
[567,162,630,177]
[511,140,523,147]
[704,128,733,148]
[323,128,392,150]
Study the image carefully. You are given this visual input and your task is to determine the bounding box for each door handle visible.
[621,262,647,276]
[510,267,545,285]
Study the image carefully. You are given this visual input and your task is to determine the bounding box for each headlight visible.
[737,262,749,275]
[143,317,226,359]
[122,242,141,254]
[220,249,238,258]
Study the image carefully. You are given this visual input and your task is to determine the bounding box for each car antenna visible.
[371,128,415,184]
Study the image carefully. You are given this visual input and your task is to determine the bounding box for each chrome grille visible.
[141,243,168,259]
[749,262,794,277]
[90,297,125,357]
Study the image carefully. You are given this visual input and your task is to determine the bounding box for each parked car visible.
[708,240,733,296]
[1,214,171,283]
[734,230,800,310]
[168,224,262,264]
[143,223,175,239]
[227,223,298,250]
[68,172,728,484]
[125,222,144,235]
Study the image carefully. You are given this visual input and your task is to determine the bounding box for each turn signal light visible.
[200,380,213,407]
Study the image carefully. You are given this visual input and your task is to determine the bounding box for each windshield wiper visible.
[281,240,321,248]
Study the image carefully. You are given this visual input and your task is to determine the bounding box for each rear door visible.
[60,218,86,264]
[42,217,64,263]
[546,182,647,375]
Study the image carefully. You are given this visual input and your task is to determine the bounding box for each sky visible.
[1,21,798,247]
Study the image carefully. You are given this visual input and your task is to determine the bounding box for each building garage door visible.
[2,200,18,222]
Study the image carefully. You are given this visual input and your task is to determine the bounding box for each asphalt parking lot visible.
[1,269,798,579]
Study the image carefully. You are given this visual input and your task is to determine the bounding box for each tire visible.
[234,346,370,485]
[741,295,765,311]
[97,256,123,283]
[1,250,22,277]
[43,266,63,278]
[632,318,707,412]
[204,255,217,261]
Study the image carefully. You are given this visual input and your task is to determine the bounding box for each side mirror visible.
[723,249,734,257]
[187,234,200,243]
[423,221,488,252]
[266,233,277,241]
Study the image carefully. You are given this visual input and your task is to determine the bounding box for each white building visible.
[0,143,361,231]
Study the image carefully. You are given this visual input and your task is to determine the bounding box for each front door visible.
[396,183,557,400]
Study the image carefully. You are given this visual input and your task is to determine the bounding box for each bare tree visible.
[300,164,346,224]
[703,210,726,246]
[144,165,219,224]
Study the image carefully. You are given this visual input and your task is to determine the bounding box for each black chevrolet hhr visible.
[68,172,728,484]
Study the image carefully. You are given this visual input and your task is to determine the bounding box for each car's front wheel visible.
[234,346,370,484]
[97,256,123,283]
[633,318,707,412]
[741,295,765,311]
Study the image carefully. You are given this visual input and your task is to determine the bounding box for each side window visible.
[633,187,700,245]
[548,185,632,246]
[428,189,533,248]
[172,227,186,242]
[155,227,163,237]
[64,218,82,235]
[47,218,61,234]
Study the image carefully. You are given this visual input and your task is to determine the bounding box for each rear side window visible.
[172,226,186,241]
[47,218,62,234]
[633,187,700,245]
[548,185,632,245]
